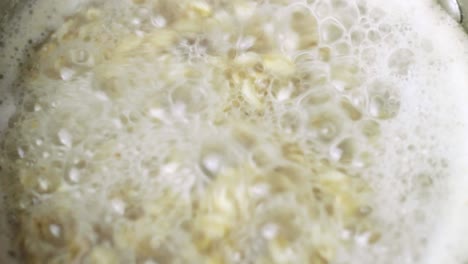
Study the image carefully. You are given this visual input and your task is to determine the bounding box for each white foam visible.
[369,1,468,262]
[0,0,468,263]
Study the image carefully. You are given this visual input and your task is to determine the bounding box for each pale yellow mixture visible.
[0,0,415,263]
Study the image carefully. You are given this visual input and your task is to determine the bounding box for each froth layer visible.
[0,0,468,263]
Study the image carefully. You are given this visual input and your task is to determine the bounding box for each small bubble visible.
[262,223,279,240]
[111,199,126,215]
[238,36,256,51]
[17,147,25,159]
[249,183,270,199]
[318,47,331,61]
[49,224,62,238]
[200,153,223,177]
[331,138,357,164]
[199,144,238,178]
[33,174,60,194]
[300,89,333,106]
[367,30,381,42]
[172,84,208,113]
[58,129,73,147]
[321,19,344,43]
[369,94,400,119]
[358,205,373,216]
[307,112,341,142]
[341,228,353,240]
[151,15,167,28]
[330,60,360,91]
[354,232,369,246]
[67,168,81,184]
[37,218,66,245]
[131,17,142,26]
[125,205,144,220]
[23,97,36,112]
[368,81,400,119]
[329,146,343,161]
[70,49,94,66]
[360,120,381,139]
[315,2,331,18]
[34,104,42,112]
[38,178,50,192]
[351,29,365,45]
[334,41,351,56]
[340,99,362,121]
[161,162,180,174]
[275,88,292,102]
[290,7,319,49]
[279,111,302,135]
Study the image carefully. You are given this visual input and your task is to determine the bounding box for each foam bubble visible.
[0,0,467,263]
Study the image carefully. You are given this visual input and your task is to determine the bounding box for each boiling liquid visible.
[0,0,468,263]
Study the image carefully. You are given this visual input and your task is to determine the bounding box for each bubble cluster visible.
[1,0,468,263]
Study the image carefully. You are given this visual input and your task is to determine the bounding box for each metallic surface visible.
[462,0,468,30]
[439,0,468,30]
[439,0,462,22]
[0,0,21,23]
[0,2,28,263]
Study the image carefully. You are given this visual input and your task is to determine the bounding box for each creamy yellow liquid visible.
[0,0,468,263]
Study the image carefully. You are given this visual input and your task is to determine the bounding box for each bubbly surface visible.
[1,0,468,263]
